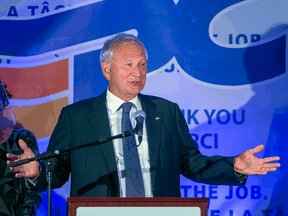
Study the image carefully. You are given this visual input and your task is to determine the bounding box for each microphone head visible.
[133,110,146,120]
[133,110,146,137]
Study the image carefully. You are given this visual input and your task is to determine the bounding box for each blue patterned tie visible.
[121,102,145,197]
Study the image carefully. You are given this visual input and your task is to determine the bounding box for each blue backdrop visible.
[0,0,287,215]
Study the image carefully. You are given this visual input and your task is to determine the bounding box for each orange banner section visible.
[12,97,68,139]
[0,59,68,99]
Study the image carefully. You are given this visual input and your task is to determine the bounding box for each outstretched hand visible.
[7,139,40,178]
[234,144,280,175]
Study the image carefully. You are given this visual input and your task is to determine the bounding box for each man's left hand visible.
[234,144,280,175]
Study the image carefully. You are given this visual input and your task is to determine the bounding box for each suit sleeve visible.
[175,103,246,185]
[37,107,72,191]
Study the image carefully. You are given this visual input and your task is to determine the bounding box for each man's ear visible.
[101,61,110,81]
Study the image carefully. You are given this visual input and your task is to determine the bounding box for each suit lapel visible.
[139,94,163,188]
[86,92,163,193]
[88,91,119,188]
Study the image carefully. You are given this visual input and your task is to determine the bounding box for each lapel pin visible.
[155,117,160,120]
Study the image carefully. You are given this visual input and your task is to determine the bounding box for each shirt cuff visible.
[25,163,42,188]
[233,156,248,183]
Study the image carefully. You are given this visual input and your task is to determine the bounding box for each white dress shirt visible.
[106,89,153,197]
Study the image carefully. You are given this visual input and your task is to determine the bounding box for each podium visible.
[67,197,210,216]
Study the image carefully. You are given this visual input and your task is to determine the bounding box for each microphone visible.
[133,110,146,144]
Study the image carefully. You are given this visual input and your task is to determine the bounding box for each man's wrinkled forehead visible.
[108,40,145,61]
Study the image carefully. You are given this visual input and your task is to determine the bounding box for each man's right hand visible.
[7,139,40,179]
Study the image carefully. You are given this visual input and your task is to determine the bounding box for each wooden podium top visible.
[67,197,209,216]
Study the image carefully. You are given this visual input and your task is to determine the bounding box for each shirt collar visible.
[106,88,142,113]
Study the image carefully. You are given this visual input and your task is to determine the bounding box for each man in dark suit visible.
[7,33,280,197]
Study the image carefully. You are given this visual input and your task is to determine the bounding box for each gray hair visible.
[100,33,148,63]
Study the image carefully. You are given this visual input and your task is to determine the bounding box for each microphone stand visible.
[10,128,138,216]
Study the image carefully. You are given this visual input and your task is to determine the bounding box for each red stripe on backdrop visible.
[0,59,69,99]
[12,97,68,139]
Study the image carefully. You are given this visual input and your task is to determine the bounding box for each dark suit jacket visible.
[38,91,245,197]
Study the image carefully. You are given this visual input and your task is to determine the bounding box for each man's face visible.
[102,43,147,101]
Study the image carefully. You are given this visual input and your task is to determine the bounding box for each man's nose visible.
[131,66,142,76]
